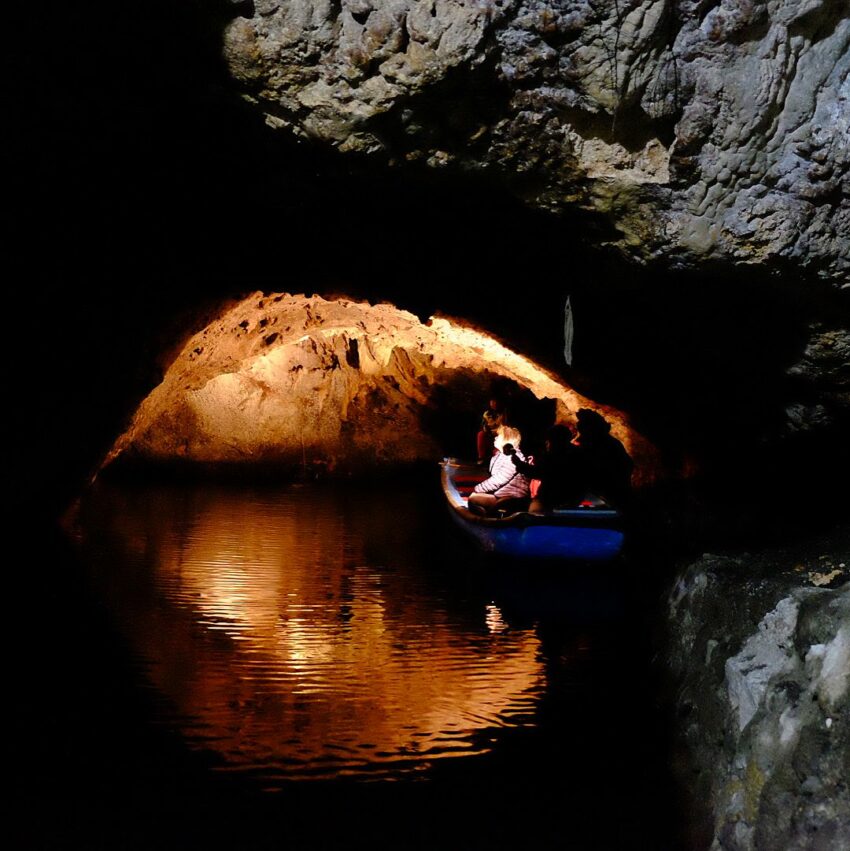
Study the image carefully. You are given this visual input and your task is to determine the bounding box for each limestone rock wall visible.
[667,538,850,849]
[103,292,653,477]
[223,0,849,281]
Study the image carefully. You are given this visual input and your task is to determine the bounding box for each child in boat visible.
[468,425,531,516]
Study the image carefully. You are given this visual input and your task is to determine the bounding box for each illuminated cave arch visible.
[103,293,656,480]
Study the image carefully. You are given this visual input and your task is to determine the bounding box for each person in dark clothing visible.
[508,423,585,513]
[573,408,634,508]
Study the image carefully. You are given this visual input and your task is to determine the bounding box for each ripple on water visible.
[70,480,547,783]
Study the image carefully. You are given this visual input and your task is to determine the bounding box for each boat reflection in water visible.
[69,479,546,784]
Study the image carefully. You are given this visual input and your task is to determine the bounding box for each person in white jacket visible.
[467,426,531,516]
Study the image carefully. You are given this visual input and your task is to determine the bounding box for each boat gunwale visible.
[439,460,623,530]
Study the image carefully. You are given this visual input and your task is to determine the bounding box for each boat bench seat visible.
[454,474,486,498]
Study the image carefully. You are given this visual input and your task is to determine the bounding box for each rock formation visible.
[667,538,849,849]
[102,292,653,477]
[223,0,849,282]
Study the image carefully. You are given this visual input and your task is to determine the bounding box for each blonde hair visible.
[482,409,502,428]
[494,425,522,452]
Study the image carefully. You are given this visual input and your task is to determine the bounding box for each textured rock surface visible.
[223,0,849,281]
[103,292,653,477]
[667,535,850,850]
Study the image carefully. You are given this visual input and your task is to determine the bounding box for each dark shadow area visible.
[421,370,559,462]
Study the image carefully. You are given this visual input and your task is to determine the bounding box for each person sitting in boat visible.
[573,408,634,508]
[476,397,507,465]
[467,425,531,516]
[508,423,585,513]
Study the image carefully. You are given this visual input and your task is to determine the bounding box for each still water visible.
[51,475,684,848]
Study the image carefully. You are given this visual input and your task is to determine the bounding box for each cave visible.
[10,2,849,850]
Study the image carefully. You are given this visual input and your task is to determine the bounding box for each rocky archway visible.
[102,292,656,480]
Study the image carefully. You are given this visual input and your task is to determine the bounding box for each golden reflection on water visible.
[73,482,545,781]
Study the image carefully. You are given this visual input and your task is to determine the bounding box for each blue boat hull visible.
[450,512,625,560]
[440,460,625,561]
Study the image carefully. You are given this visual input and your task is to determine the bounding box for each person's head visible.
[545,423,574,452]
[576,408,610,440]
[494,425,522,453]
[482,409,500,430]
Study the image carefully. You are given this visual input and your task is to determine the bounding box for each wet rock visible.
[666,533,850,849]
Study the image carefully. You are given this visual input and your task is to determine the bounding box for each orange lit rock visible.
[104,293,655,478]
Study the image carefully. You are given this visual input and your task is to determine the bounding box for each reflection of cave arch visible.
[102,293,657,481]
[75,481,548,780]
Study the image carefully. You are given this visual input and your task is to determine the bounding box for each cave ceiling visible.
[223,0,850,283]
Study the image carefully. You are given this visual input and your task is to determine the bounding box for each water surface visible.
[43,475,682,848]
[69,480,551,783]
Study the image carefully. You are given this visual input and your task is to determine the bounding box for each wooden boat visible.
[440,459,625,561]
